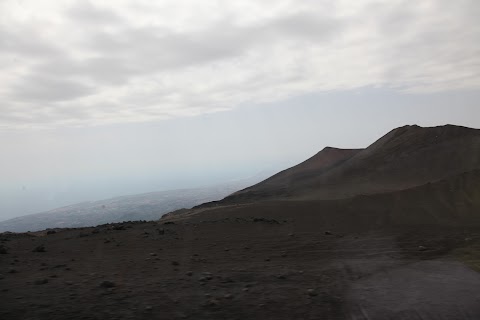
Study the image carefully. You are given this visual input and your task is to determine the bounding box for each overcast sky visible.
[1,0,479,220]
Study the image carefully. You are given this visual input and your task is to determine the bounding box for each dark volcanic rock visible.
[32,245,46,252]
[0,245,8,254]
[99,280,116,288]
[253,217,279,224]
[34,279,48,285]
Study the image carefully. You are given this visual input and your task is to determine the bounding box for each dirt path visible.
[347,260,480,320]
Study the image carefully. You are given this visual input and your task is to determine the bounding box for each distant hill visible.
[205,124,480,205]
[0,175,270,232]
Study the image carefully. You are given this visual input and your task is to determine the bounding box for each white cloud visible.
[0,0,479,128]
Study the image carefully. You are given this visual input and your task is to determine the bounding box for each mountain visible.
[0,174,271,232]
[224,147,362,201]
[211,124,480,205]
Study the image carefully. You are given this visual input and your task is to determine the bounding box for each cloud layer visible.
[0,0,479,128]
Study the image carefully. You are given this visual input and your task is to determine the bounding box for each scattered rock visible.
[253,217,279,224]
[8,269,18,274]
[325,231,332,235]
[307,289,318,297]
[203,298,220,308]
[198,272,214,282]
[224,293,233,299]
[186,271,193,276]
[220,276,234,283]
[149,253,157,256]
[0,245,8,254]
[202,272,213,280]
[418,246,428,251]
[145,306,153,311]
[32,245,46,253]
[100,280,116,288]
[171,261,180,266]
[34,279,49,285]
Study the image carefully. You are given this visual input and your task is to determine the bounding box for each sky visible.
[0,0,479,220]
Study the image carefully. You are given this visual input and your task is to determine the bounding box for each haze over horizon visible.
[1,0,480,221]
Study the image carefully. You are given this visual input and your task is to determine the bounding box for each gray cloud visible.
[29,11,344,86]
[10,75,94,102]
[0,27,62,59]
[67,1,124,27]
[0,0,479,128]
[264,12,343,41]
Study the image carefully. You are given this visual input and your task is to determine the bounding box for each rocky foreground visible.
[1,206,479,320]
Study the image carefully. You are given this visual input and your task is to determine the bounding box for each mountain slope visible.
[217,124,480,204]
[176,169,480,230]
[223,147,361,202]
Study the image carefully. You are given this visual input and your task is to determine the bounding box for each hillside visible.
[216,124,480,204]
[226,147,361,201]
